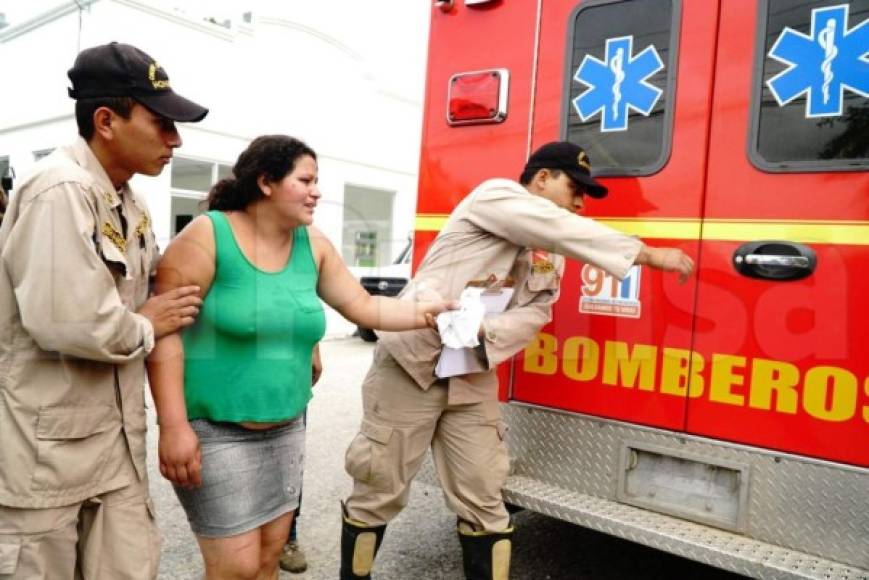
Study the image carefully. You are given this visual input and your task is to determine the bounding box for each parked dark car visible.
[357,239,412,342]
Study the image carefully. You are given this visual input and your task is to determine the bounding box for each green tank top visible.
[182,211,326,422]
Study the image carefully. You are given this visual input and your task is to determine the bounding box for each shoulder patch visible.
[102,222,126,252]
[531,249,555,274]
[135,214,150,239]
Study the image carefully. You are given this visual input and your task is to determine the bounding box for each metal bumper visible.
[501,403,869,580]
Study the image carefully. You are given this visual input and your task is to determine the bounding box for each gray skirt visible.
[173,417,305,538]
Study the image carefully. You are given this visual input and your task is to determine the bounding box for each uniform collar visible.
[71,137,123,209]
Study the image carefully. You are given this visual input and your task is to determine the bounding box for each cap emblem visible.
[577,150,591,172]
[148,63,171,90]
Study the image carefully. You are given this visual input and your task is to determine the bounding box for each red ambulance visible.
[415,0,868,577]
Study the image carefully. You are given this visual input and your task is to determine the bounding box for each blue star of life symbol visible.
[572,36,664,132]
[767,4,869,118]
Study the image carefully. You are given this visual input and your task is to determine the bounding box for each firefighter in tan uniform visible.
[0,43,207,579]
[340,141,695,580]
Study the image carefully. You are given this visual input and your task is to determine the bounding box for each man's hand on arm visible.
[421,299,459,330]
[138,285,202,338]
[145,216,215,488]
[635,245,695,283]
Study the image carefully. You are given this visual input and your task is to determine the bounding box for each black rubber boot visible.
[457,519,514,580]
[339,502,387,580]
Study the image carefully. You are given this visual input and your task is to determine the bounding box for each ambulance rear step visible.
[500,403,869,579]
[503,475,866,580]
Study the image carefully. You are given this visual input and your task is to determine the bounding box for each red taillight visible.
[447,68,509,125]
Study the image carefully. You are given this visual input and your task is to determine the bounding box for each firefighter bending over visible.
[340,141,695,580]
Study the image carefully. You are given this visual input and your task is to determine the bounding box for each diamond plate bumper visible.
[501,403,869,579]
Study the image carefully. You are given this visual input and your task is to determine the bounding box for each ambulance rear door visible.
[511,0,869,468]
[686,0,869,467]
[511,0,714,431]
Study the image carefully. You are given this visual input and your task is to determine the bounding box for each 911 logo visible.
[579,264,642,318]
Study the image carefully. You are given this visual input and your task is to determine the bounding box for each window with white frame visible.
[170,157,232,236]
[341,185,396,268]
[170,196,206,236]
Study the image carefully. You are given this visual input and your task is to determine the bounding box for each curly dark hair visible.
[207,135,317,211]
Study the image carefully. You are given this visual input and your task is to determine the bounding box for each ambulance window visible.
[751,0,869,171]
[563,0,678,175]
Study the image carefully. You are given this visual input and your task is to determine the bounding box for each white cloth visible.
[437,287,486,348]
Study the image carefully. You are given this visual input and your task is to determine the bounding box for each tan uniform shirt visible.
[0,138,157,508]
[378,178,642,405]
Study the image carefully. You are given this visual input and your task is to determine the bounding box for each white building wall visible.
[0,0,429,337]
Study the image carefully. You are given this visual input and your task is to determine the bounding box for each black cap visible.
[67,42,208,123]
[525,141,607,198]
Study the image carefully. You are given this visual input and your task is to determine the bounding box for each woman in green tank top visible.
[146,135,452,579]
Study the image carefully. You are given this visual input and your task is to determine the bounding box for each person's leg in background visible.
[281,346,320,574]
[279,499,306,573]
[280,412,308,574]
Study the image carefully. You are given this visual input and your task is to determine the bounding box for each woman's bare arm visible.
[146,215,216,488]
[308,226,450,330]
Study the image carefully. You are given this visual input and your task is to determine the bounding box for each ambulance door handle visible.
[732,241,816,281]
[744,255,809,267]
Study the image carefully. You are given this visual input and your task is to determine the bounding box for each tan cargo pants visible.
[345,348,510,532]
[0,459,160,580]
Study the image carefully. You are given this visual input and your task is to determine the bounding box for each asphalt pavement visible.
[148,338,746,579]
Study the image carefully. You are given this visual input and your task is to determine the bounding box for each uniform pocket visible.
[97,230,131,280]
[495,420,508,441]
[344,420,394,492]
[487,420,511,483]
[145,498,161,578]
[0,539,21,575]
[32,404,118,492]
